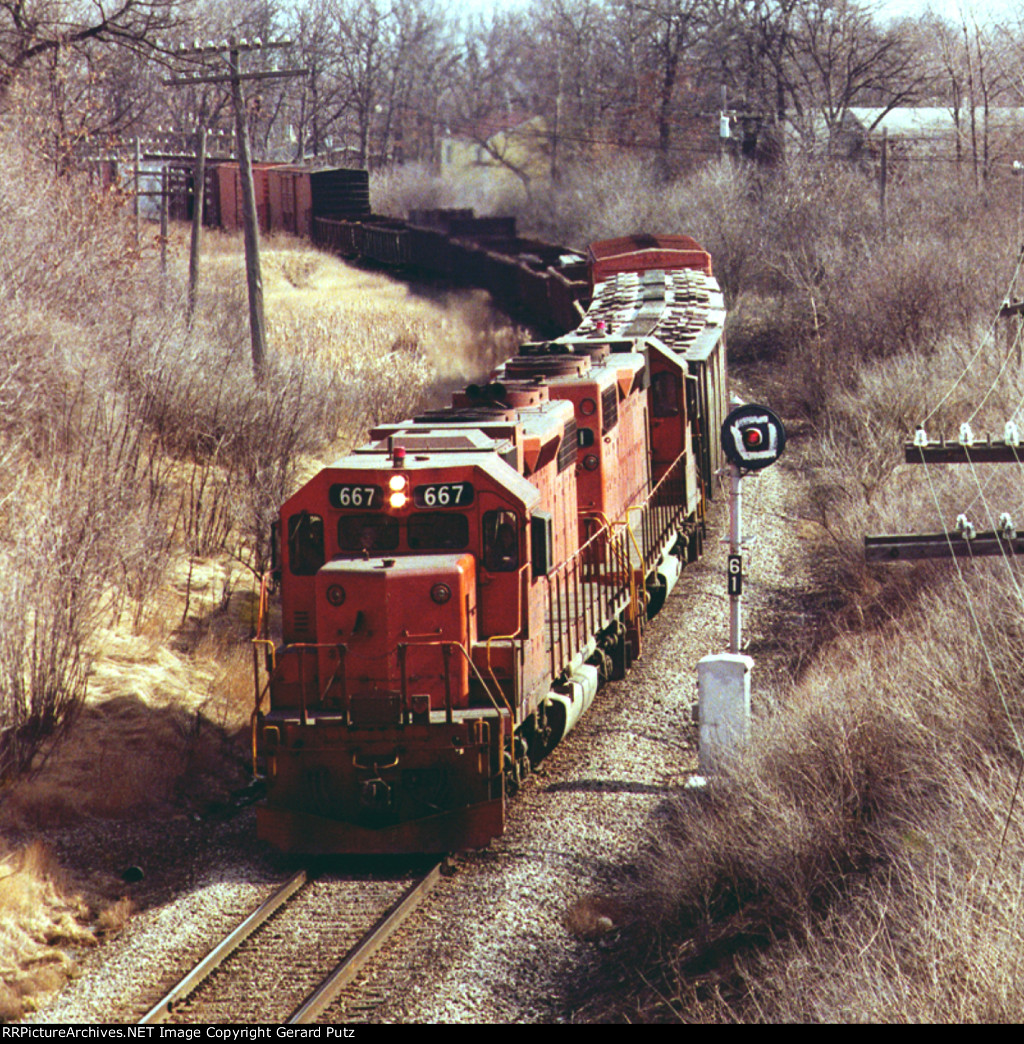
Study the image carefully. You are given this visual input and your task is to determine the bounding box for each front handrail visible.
[260,636,508,726]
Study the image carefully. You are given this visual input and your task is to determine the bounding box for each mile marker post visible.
[696,403,786,777]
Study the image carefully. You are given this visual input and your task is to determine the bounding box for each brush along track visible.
[141,863,442,1025]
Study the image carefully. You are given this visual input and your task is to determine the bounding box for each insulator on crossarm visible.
[1005,421,1020,446]
[959,422,974,445]
[999,513,1017,540]
[913,426,928,447]
[956,514,976,540]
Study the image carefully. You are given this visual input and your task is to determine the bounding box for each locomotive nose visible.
[316,552,478,715]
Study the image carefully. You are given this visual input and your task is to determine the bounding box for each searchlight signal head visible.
[721,403,786,471]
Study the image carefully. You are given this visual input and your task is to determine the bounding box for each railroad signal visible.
[721,403,786,471]
[719,402,785,656]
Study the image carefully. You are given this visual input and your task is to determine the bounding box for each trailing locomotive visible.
[251,233,727,854]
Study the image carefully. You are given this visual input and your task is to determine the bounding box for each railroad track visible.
[140,862,443,1024]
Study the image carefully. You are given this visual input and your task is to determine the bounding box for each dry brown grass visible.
[0,842,96,1018]
[582,582,1024,1022]
[556,162,1024,1023]
[0,133,532,1016]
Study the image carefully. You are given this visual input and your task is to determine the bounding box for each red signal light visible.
[743,428,763,449]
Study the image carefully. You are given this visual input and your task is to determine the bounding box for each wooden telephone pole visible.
[164,38,305,377]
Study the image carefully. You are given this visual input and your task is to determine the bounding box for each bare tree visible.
[614,0,710,177]
[782,0,926,153]
[0,0,183,94]
[286,0,341,160]
[523,0,617,179]
[440,10,541,190]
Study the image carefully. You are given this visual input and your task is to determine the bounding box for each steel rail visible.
[138,869,308,1024]
[285,862,443,1024]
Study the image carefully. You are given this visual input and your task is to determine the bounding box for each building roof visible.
[849,107,1024,139]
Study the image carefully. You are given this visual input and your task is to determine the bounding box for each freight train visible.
[200,163,593,331]
[248,218,728,854]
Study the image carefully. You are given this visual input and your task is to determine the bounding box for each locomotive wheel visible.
[646,578,667,618]
[504,751,520,797]
[610,631,631,680]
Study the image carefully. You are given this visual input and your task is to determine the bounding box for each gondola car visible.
[250,233,727,854]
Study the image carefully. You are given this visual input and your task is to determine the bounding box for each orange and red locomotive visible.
[252,234,728,854]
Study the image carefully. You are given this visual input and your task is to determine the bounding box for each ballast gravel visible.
[32,459,806,1025]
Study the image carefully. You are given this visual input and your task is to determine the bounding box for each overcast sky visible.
[451,0,1019,27]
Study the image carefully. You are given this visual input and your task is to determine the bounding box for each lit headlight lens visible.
[388,474,407,492]
[389,491,408,508]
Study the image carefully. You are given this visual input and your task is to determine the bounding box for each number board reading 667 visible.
[329,484,383,509]
[413,482,474,508]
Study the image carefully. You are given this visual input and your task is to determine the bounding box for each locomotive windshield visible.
[408,512,469,550]
[288,512,325,575]
[337,512,470,553]
[338,514,400,552]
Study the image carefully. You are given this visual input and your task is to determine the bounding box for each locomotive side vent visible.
[601,385,619,433]
[557,418,578,473]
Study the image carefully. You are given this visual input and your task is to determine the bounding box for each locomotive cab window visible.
[483,510,520,572]
[408,512,470,550]
[651,371,681,417]
[338,514,400,552]
[288,512,325,576]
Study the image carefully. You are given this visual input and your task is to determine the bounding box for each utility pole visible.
[865,423,1024,562]
[164,38,305,378]
[160,165,169,274]
[187,127,207,327]
[865,303,1024,563]
[134,137,141,246]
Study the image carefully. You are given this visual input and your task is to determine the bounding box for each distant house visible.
[438,114,551,195]
[822,107,1024,170]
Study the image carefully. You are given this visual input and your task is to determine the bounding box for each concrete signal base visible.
[697,653,753,775]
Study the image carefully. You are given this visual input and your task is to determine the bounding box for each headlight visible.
[431,583,452,604]
[326,584,346,606]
